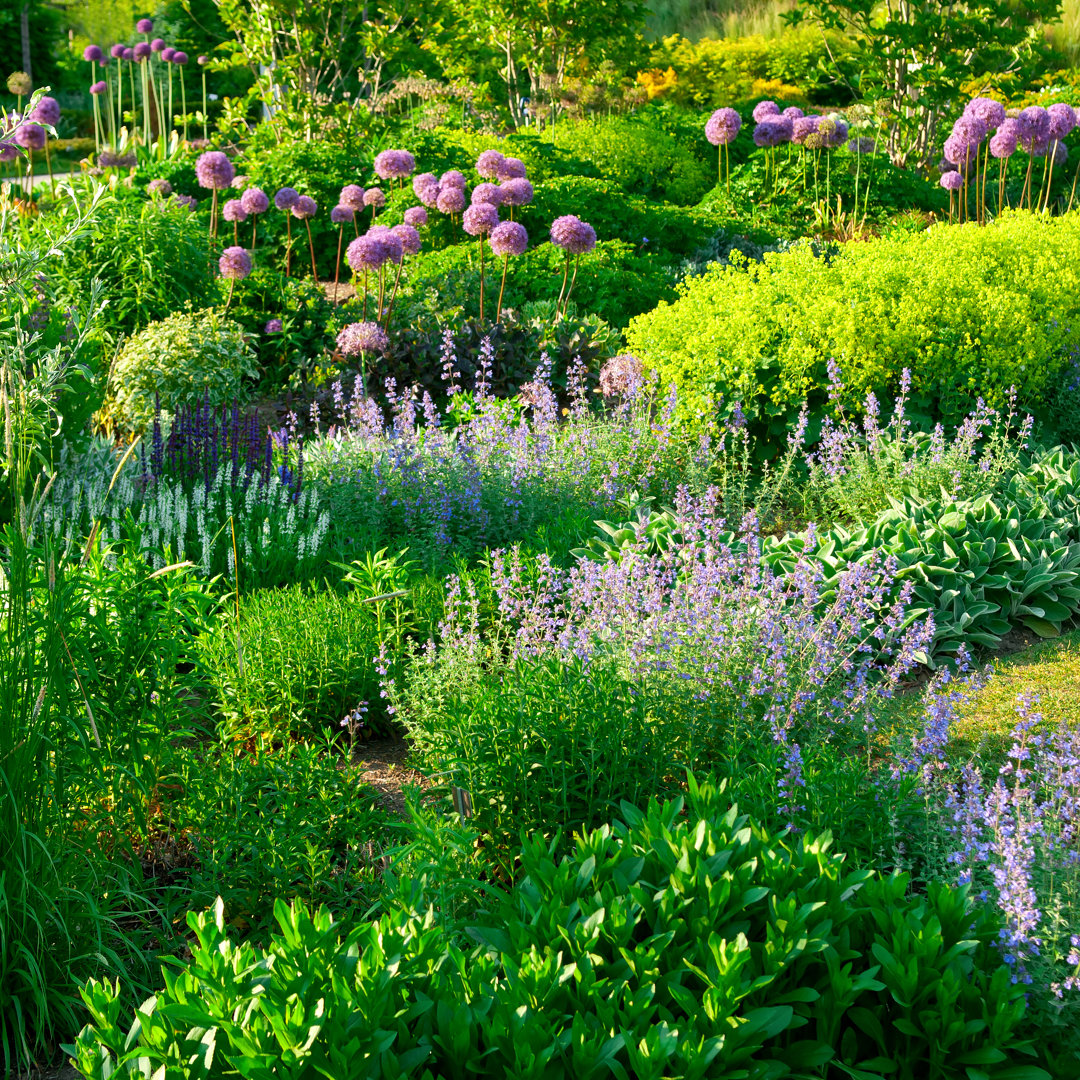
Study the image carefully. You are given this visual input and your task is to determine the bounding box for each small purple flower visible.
[944,134,976,172]
[133,41,151,60]
[599,353,645,399]
[195,150,235,190]
[338,321,390,356]
[172,51,188,65]
[274,186,299,211]
[499,177,534,207]
[29,96,59,128]
[1047,102,1076,141]
[331,204,352,224]
[753,100,780,122]
[136,18,153,32]
[291,194,317,219]
[550,214,596,254]
[471,182,503,206]
[489,220,528,257]
[990,118,1019,159]
[403,205,428,227]
[223,198,247,222]
[440,169,467,189]
[172,194,198,211]
[705,108,741,146]
[413,172,439,203]
[90,80,107,94]
[198,55,209,65]
[0,142,18,163]
[161,47,176,62]
[240,186,269,215]
[363,187,386,208]
[940,170,964,191]
[110,44,126,59]
[1017,106,1050,152]
[340,184,365,211]
[231,174,248,190]
[965,97,1006,130]
[753,117,789,148]
[792,115,820,145]
[392,223,421,255]
[150,38,165,52]
[476,148,505,178]
[495,157,526,181]
[219,245,252,279]
[369,224,403,264]
[436,186,466,214]
[84,44,104,62]
[463,202,500,236]
[265,318,283,334]
[148,177,173,197]
[374,148,415,179]
[123,48,134,60]
[347,233,390,271]
[14,124,46,151]
[782,106,804,119]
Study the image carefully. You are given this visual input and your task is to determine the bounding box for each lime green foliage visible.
[70,779,1043,1080]
[195,584,396,742]
[104,308,257,433]
[627,210,1080,438]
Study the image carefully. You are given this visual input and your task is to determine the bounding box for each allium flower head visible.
[599,353,645,398]
[219,245,252,279]
[1017,106,1050,151]
[965,97,1006,130]
[951,113,987,147]
[198,55,209,65]
[374,148,415,179]
[782,106,804,119]
[173,194,198,211]
[0,142,16,163]
[90,80,107,94]
[705,107,741,146]
[172,51,188,64]
[940,170,964,191]
[817,116,849,149]
[148,177,172,196]
[489,220,528,256]
[134,41,151,60]
[1047,102,1076,141]
[265,319,283,334]
[292,195,317,219]
[990,119,1019,159]
[848,136,876,154]
[363,187,386,208]
[550,214,596,254]
[476,149,505,178]
[347,232,390,271]
[753,100,780,122]
[753,117,789,148]
[369,224,403,264]
[338,321,389,356]
[471,182,503,206]
[392,223,421,255]
[223,198,247,222]
[84,45,104,62]
[440,169,467,189]
[331,204,352,224]
[136,18,153,32]
[340,184,365,211]
[30,96,60,126]
[944,134,976,172]
[496,157,526,180]
[463,202,500,236]
[403,205,427,227]
[14,123,45,151]
[274,186,299,211]
[161,47,176,62]
[413,172,439,202]
[436,186,466,214]
[499,177,534,206]
[240,186,269,214]
[195,150,235,190]
[792,115,820,144]
[231,174,248,190]
[123,48,134,60]
[151,38,165,52]
[110,45,126,59]
[8,72,32,95]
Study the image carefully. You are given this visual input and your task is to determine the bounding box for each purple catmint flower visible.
[161,47,176,62]
[222,198,247,222]
[90,80,107,94]
[265,319,283,333]
[440,169,467,189]
[476,148,505,178]
[965,97,1006,130]
[472,182,503,205]
[792,115,820,144]
[331,204,352,224]
[14,123,46,151]
[363,187,386,208]
[172,51,188,65]
[291,194,317,219]
[753,100,780,122]
[753,117,789,148]
[133,41,151,60]
[195,150,235,190]
[495,157,526,180]
[274,186,299,211]
[436,186,466,214]
[990,119,1019,159]
[110,44,126,58]
[1047,101,1076,141]
[489,220,528,256]
[463,202,500,236]
[136,17,153,32]
[940,170,964,191]
[150,38,165,52]
[340,184,365,211]
[374,148,415,179]
[706,108,741,146]
[347,232,390,271]
[84,44,104,62]
[550,214,596,254]
[148,178,173,197]
[403,205,428,227]
[240,186,269,215]
[391,223,421,255]
[219,245,252,279]
[499,177,534,206]
[338,321,389,356]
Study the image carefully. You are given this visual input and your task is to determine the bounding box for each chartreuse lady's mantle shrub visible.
[626,210,1080,444]
[68,778,1045,1080]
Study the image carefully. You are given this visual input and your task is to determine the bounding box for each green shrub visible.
[102,307,257,433]
[195,584,394,741]
[627,210,1080,446]
[70,778,1045,1080]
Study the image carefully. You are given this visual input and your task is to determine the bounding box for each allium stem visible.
[557,248,571,315]
[478,237,485,323]
[352,210,358,239]
[44,140,54,199]
[305,219,318,286]
[1067,161,1080,213]
[233,220,238,245]
[181,70,189,143]
[1022,152,1034,210]
[334,224,343,302]
[201,68,208,142]
[211,187,218,237]
[224,276,235,313]
[285,214,292,277]
[378,264,385,321]
[167,65,174,140]
[251,216,258,254]
[496,253,509,324]
[363,269,368,321]
[567,252,582,310]
[385,257,404,330]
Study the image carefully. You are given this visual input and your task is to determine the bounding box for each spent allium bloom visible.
[338,321,389,356]
[965,96,1006,130]
[848,136,876,154]
[753,117,789,148]
[195,150,235,190]
[818,116,849,149]
[123,49,134,60]
[990,119,1019,159]
[161,47,176,62]
[496,156,527,180]
[363,187,386,208]
[90,80,107,95]
[476,149,505,178]
[292,194,317,219]
[173,51,188,64]
[148,177,172,196]
[8,72,32,94]
[219,246,252,279]
[84,44,104,62]
[1047,102,1077,141]
[436,186,466,214]
[489,220,528,256]
[133,41,151,60]
[223,198,247,222]
[792,115,820,144]
[1017,106,1050,151]
[347,232,390,271]
[472,181,503,205]
[136,18,153,32]
[14,123,46,151]
[340,184,365,211]
[374,148,416,179]
[110,44,126,59]
[499,177,534,206]
[783,106,804,119]
[231,174,248,190]
[392,223,421,255]
[265,319,283,333]
[403,205,428,227]
[753,100,780,122]
[550,214,596,254]
[705,107,741,146]
[463,202,500,236]
[151,38,165,52]
[274,186,299,210]
[330,204,352,224]
[173,194,197,210]
[369,224,404,263]
[940,170,964,191]
[599,353,645,398]
[240,186,269,214]
[441,169,467,189]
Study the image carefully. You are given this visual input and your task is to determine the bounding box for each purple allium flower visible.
[89,80,107,95]
[110,43,126,58]
[369,224,403,263]
[195,150,235,190]
[782,106,804,119]
[340,184,365,211]
[150,38,165,52]
[944,134,976,172]
[122,48,134,60]
[133,41,151,60]
[274,186,299,211]
[463,202,500,236]
[403,205,427,227]
[0,142,18,163]
[14,124,46,151]
[705,107,741,146]
[172,51,188,64]
[413,172,439,200]
[374,148,415,179]
[472,181,503,206]
[496,157,526,180]
[436,186,466,214]
[136,18,153,32]
[599,353,645,398]
[990,119,1019,159]
[441,170,467,189]
[753,100,780,122]
[30,96,60,126]
[753,117,789,148]
[392,223,421,255]
[550,214,596,254]
[219,245,252,279]
[338,321,389,356]
[346,232,390,271]
[161,46,176,62]
[499,177,534,206]
[792,115,820,144]
[1017,106,1050,151]
[84,44,104,62]
[951,113,987,147]
[331,204,352,224]
[363,187,386,209]
[818,116,849,149]
[240,187,268,215]
[223,198,247,222]
[198,55,208,65]
[489,220,528,256]
[1047,102,1076,141]
[148,177,172,196]
[940,170,964,191]
[172,194,198,211]
[292,194,317,219]
[848,136,876,154]
[965,97,1006,130]
[476,148,505,178]
[230,174,248,190]
[265,318,283,333]
[1054,141,1069,165]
